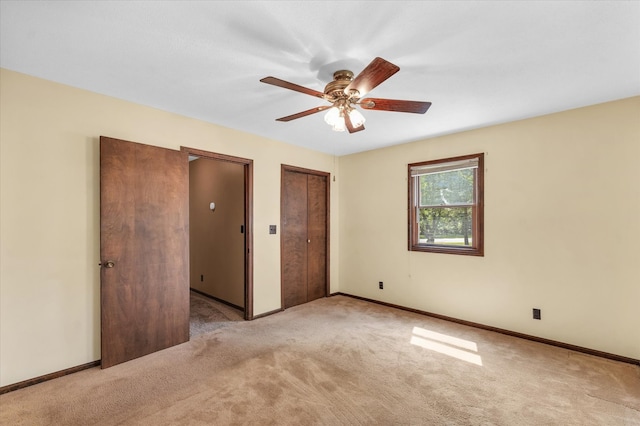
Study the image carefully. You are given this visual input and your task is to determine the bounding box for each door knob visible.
[308,239,311,243]
[100,260,115,268]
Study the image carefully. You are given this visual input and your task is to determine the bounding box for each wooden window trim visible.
[408,153,484,256]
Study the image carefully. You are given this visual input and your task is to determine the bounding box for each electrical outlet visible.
[379,281,384,289]
[269,225,277,234]
[533,308,541,320]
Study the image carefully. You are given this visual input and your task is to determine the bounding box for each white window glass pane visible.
[419,169,474,207]
[418,207,473,246]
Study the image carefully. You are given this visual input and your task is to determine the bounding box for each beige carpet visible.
[1,295,638,425]
[189,291,244,338]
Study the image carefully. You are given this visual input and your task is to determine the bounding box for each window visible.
[408,153,484,256]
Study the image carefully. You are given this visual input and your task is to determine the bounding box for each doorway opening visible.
[182,147,254,331]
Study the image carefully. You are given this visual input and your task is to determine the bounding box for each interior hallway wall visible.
[189,158,245,308]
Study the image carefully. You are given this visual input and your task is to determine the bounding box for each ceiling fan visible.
[260,57,431,134]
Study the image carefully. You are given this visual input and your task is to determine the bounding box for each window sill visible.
[410,244,484,256]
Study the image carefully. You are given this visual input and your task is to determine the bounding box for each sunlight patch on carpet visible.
[411,326,483,366]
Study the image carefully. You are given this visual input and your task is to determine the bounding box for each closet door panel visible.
[307,174,327,302]
[282,170,308,308]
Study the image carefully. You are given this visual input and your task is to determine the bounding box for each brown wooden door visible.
[100,136,189,368]
[281,166,328,309]
[306,174,327,301]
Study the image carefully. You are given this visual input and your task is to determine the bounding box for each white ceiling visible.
[1,1,639,156]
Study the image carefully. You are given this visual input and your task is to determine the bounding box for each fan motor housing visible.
[324,70,357,102]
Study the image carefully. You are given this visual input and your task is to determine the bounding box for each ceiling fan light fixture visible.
[324,106,340,125]
[324,107,345,131]
[349,109,366,128]
[324,106,364,132]
[332,118,346,132]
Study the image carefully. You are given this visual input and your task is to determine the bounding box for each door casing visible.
[182,147,254,320]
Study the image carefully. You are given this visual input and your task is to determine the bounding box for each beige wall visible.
[189,158,245,307]
[339,96,640,360]
[1,66,637,388]
[0,68,340,387]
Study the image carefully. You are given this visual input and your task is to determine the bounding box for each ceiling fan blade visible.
[344,57,400,97]
[359,98,432,114]
[344,113,365,134]
[275,105,332,122]
[260,77,325,99]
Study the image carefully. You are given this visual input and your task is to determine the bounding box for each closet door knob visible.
[100,260,115,268]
